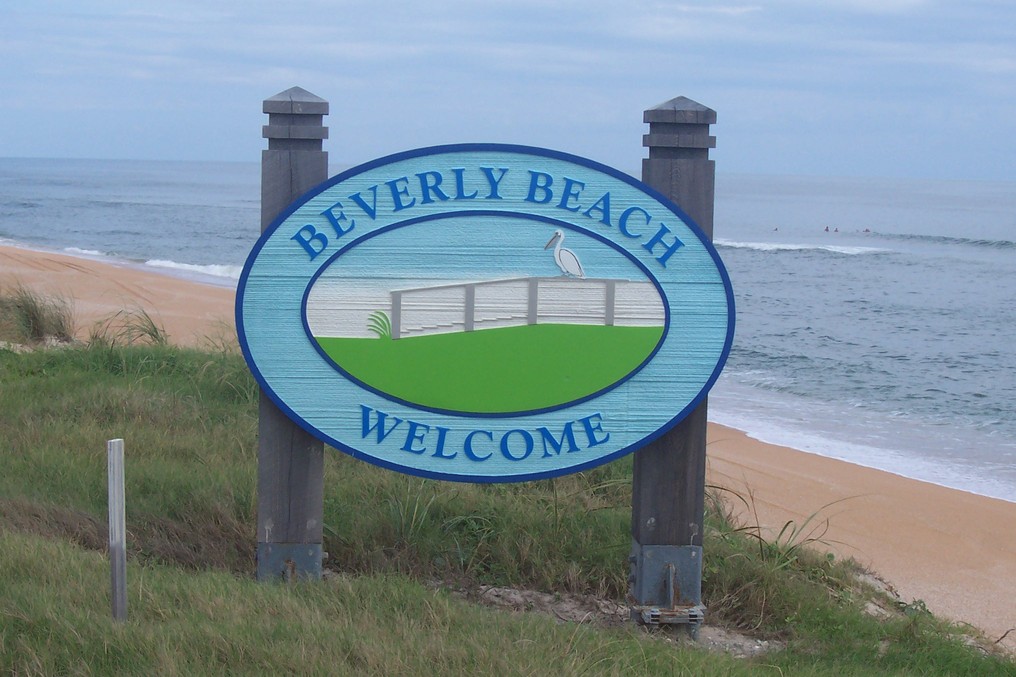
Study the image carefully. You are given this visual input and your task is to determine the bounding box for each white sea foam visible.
[714,239,889,255]
[144,259,242,281]
[2,239,115,261]
[64,247,106,257]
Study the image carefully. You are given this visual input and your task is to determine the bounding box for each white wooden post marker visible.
[107,438,127,621]
[237,145,734,482]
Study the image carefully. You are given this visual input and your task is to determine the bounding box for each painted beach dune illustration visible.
[304,222,667,415]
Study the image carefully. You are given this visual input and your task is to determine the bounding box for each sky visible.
[2,1,1015,180]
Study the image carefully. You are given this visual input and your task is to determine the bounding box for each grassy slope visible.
[2,531,732,676]
[316,323,663,412]
[0,339,1012,675]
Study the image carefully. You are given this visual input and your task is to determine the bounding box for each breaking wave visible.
[714,239,889,255]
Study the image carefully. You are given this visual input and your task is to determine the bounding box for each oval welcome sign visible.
[237,144,734,483]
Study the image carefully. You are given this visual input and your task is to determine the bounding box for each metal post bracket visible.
[257,542,324,582]
[629,543,705,631]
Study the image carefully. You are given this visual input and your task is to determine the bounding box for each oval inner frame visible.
[300,210,672,418]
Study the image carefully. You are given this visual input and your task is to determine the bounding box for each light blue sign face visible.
[237,144,734,483]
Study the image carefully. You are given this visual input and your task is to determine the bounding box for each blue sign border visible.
[236,143,735,483]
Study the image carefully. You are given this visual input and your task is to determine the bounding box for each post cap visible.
[264,87,329,115]
[644,96,716,125]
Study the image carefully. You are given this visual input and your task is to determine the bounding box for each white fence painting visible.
[306,276,665,340]
[306,283,393,339]
[392,276,664,340]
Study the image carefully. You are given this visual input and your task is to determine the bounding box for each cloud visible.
[835,37,1016,75]
[1,0,1014,178]
[777,0,927,13]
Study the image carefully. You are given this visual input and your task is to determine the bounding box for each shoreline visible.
[711,406,1016,506]
[2,242,1014,648]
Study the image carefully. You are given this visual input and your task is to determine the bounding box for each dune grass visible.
[0,295,1012,674]
[89,306,169,347]
[0,282,170,348]
[0,283,75,344]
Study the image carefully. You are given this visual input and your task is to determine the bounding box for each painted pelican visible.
[544,229,585,278]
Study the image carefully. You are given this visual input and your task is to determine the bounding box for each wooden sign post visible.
[629,96,716,634]
[256,87,329,581]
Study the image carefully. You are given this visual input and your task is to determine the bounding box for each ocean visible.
[1,157,1014,503]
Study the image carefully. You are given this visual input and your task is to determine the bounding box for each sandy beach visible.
[708,427,1016,649]
[3,243,1014,649]
[0,245,235,347]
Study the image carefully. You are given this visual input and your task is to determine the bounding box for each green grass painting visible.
[315,323,664,413]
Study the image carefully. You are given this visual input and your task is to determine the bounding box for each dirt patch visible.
[463,584,629,625]
[694,626,780,658]
[132,510,253,573]
[0,498,107,551]
[448,583,783,658]
[0,498,253,574]
[854,569,904,620]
